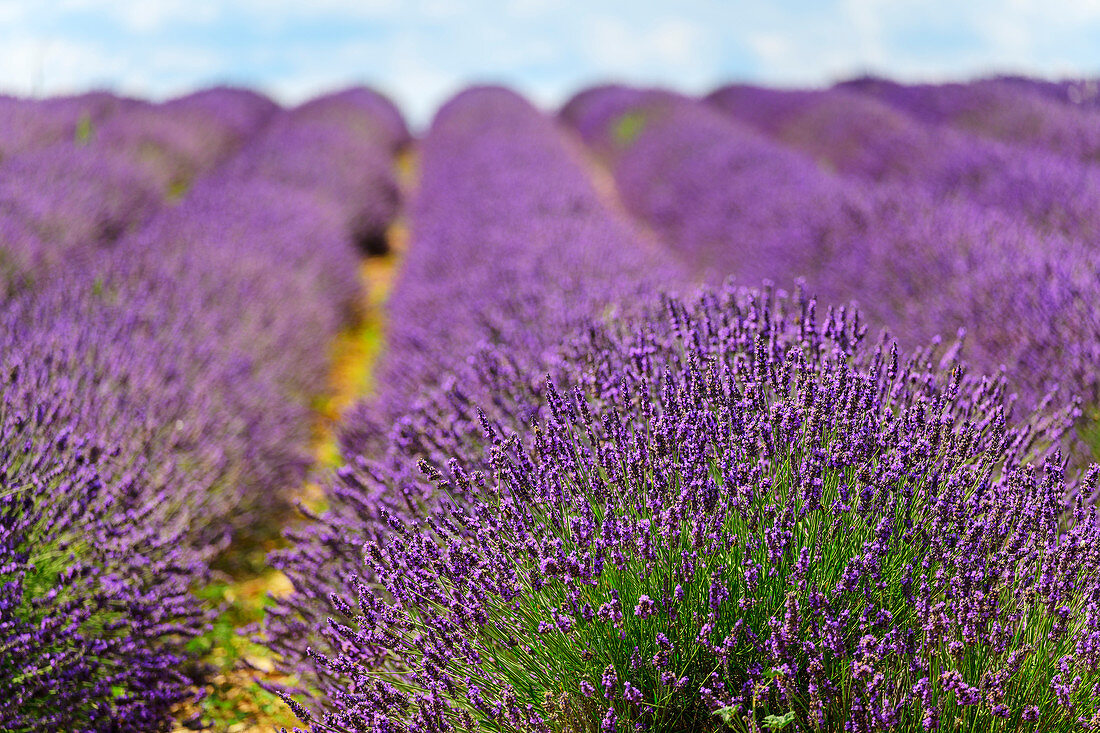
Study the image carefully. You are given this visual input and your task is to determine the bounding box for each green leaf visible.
[763,711,796,729]
[712,705,739,726]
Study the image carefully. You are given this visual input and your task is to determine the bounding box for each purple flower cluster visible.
[220,87,405,256]
[993,75,1100,109]
[0,325,209,731]
[278,282,1098,731]
[0,144,162,294]
[564,87,860,289]
[92,89,277,193]
[0,90,121,161]
[559,88,1100,458]
[0,86,404,728]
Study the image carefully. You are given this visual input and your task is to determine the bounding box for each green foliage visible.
[167,178,191,201]
[185,578,301,730]
[74,112,93,145]
[612,110,647,147]
[1081,406,1100,462]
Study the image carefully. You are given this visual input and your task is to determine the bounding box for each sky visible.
[2,0,1100,127]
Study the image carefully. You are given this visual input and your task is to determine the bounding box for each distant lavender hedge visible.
[0,87,279,296]
[561,88,1100,459]
[839,76,1100,165]
[218,89,404,254]
[93,91,278,193]
[0,86,404,729]
[274,281,1095,732]
[0,91,121,161]
[705,84,1100,242]
[993,75,1100,109]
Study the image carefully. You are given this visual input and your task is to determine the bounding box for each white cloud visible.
[580,14,713,81]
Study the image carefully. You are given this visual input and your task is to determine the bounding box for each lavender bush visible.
[0,91,122,161]
[0,286,211,731]
[0,144,162,293]
[992,76,1100,109]
[93,96,274,193]
[265,87,684,714]
[163,86,280,144]
[279,282,1096,732]
[0,88,278,295]
[287,87,411,154]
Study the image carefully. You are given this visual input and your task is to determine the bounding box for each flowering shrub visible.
[287,87,410,154]
[0,88,278,295]
[279,283,1096,732]
[93,96,273,193]
[264,87,685,715]
[0,91,122,161]
[0,328,206,731]
[0,144,162,293]
[993,76,1100,109]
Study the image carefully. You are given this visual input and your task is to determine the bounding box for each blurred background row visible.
[4,0,1100,126]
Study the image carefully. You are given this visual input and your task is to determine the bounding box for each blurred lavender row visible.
[560,87,1100,459]
[0,87,278,297]
[706,84,1100,242]
[840,76,1100,164]
[266,86,685,716]
[339,85,682,456]
[0,87,405,730]
[0,91,118,160]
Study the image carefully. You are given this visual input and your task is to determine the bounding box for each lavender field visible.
[3,77,1100,732]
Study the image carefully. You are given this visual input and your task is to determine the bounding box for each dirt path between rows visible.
[169,150,415,733]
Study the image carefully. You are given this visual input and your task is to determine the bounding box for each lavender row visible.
[0,87,279,297]
[0,87,406,730]
[705,84,1100,243]
[263,82,1100,731]
[339,85,682,455]
[270,277,1099,730]
[840,76,1100,165]
[221,87,408,257]
[265,86,686,717]
[994,75,1100,109]
[560,88,1100,457]
[0,91,120,161]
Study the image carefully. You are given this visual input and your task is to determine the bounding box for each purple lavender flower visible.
[265,86,686,720]
[705,84,1100,243]
[274,281,1096,731]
